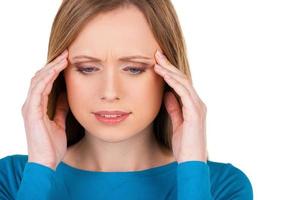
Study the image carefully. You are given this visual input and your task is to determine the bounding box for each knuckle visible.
[21,105,27,117]
[203,104,207,113]
[30,76,37,85]
[21,107,25,116]
[30,83,37,93]
[195,110,205,121]
[31,86,40,95]
[21,103,25,111]
[183,78,191,86]
[199,103,207,114]
[34,68,43,76]
[167,63,174,69]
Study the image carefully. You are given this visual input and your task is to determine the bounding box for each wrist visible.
[28,157,57,170]
[177,152,207,164]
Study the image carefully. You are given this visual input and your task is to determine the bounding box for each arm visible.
[0,155,67,200]
[177,161,253,200]
[16,162,56,200]
[177,161,212,200]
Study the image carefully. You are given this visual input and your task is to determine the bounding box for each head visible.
[47,0,192,150]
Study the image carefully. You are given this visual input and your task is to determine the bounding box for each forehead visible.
[69,5,159,56]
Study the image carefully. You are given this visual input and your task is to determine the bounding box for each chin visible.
[89,130,140,143]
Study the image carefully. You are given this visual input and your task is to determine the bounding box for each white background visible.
[0,0,300,199]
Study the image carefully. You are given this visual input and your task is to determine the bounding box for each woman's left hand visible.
[154,49,208,163]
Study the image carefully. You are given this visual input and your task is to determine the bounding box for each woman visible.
[0,0,253,199]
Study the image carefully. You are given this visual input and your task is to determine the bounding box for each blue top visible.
[0,154,253,200]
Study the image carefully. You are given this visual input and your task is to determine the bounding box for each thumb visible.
[53,92,69,129]
[164,92,183,132]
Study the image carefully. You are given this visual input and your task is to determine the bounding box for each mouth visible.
[93,110,131,115]
[93,112,131,125]
[92,110,132,125]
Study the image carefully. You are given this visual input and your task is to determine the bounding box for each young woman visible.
[0,0,253,199]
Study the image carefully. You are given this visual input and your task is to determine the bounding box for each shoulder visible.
[0,154,28,198]
[207,160,253,199]
[0,154,28,178]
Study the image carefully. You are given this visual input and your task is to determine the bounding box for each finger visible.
[154,61,205,111]
[154,50,203,105]
[26,69,57,120]
[27,59,68,119]
[154,63,202,107]
[155,50,187,79]
[154,63,191,87]
[53,92,69,130]
[42,59,69,115]
[164,91,183,132]
[46,49,69,69]
[29,58,68,97]
[33,50,68,81]
[161,73,197,120]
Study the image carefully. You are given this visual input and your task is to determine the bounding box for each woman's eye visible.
[75,65,146,75]
[124,66,146,75]
[76,66,98,74]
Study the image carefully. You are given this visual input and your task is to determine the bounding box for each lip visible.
[93,110,131,115]
[92,110,132,125]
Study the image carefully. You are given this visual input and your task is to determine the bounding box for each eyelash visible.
[75,66,146,75]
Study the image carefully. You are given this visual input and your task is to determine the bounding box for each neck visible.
[63,125,175,172]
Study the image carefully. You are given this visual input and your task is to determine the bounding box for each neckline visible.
[58,160,178,178]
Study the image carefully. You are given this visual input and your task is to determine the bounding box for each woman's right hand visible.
[21,49,70,170]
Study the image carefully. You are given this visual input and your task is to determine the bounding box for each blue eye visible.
[124,66,146,75]
[75,66,97,74]
[75,65,146,75]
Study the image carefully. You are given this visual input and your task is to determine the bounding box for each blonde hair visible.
[46,0,193,152]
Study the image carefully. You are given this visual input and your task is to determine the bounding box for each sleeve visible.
[0,155,66,200]
[15,162,56,200]
[176,161,253,200]
[177,161,213,200]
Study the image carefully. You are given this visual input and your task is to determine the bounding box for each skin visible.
[62,5,176,171]
[22,4,207,171]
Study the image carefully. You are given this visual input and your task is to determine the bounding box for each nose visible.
[100,66,121,102]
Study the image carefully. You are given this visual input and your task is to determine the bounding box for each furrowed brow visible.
[71,55,153,63]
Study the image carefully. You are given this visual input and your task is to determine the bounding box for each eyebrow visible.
[71,55,153,63]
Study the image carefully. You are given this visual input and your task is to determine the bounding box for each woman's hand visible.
[21,49,70,170]
[154,50,208,163]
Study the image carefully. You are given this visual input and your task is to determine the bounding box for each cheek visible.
[64,73,93,112]
[129,74,164,115]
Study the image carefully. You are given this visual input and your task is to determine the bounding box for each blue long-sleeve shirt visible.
[0,154,253,199]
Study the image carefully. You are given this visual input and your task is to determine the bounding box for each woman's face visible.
[63,5,165,142]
